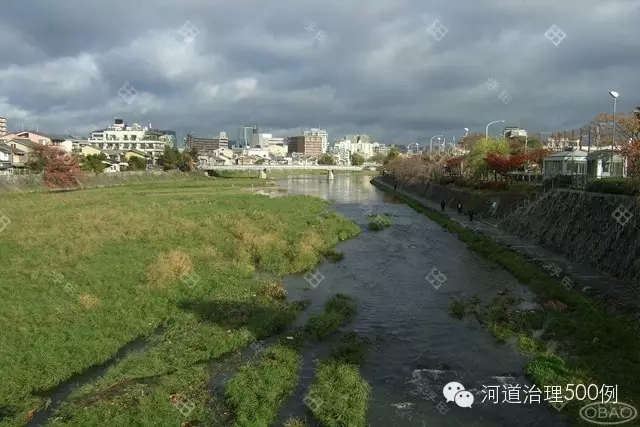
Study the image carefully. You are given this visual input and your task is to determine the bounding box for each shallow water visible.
[275,174,569,427]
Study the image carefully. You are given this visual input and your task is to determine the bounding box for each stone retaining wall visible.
[378,175,525,220]
[501,189,640,285]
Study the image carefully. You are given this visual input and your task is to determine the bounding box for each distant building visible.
[0,117,6,136]
[185,132,228,156]
[372,142,390,155]
[303,128,328,153]
[287,135,323,155]
[237,125,258,149]
[88,119,165,164]
[346,134,372,145]
[251,133,284,148]
[158,130,177,149]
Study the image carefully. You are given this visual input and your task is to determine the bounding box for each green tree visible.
[384,147,399,165]
[159,146,181,171]
[368,153,386,163]
[81,153,108,173]
[351,152,365,166]
[318,153,336,165]
[127,156,147,171]
[468,138,509,177]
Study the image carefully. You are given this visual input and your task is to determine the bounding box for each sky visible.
[0,0,639,146]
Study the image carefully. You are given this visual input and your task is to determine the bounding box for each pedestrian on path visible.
[469,208,475,221]
[441,200,446,211]
[457,202,463,214]
[394,181,397,190]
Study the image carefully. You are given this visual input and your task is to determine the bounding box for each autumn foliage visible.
[485,153,527,181]
[31,146,85,189]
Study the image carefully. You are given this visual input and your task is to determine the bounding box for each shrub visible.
[367,214,392,230]
[586,178,639,196]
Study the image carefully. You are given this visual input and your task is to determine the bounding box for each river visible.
[274,173,570,427]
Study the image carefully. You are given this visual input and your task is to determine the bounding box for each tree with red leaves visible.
[445,156,465,176]
[486,153,527,182]
[29,146,85,189]
[526,148,554,171]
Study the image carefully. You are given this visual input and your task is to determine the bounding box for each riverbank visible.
[371,176,640,426]
[0,176,361,426]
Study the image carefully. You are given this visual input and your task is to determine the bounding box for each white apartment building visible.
[0,116,6,136]
[250,133,284,148]
[88,119,165,163]
[303,128,328,153]
[372,142,390,155]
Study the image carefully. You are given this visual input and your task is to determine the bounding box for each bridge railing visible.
[200,165,363,170]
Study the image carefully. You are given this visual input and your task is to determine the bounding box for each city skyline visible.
[0,1,638,144]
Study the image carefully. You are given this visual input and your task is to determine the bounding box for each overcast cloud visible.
[1,0,639,145]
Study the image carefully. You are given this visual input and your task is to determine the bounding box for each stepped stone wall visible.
[501,189,640,285]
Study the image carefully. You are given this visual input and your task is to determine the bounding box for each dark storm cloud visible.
[0,0,638,143]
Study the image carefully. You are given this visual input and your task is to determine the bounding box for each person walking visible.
[441,200,446,211]
[457,202,463,214]
[469,208,475,221]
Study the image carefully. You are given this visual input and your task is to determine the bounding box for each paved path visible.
[373,177,640,325]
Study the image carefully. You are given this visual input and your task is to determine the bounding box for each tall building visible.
[250,133,284,148]
[287,135,323,155]
[237,125,258,149]
[303,128,328,153]
[0,116,6,136]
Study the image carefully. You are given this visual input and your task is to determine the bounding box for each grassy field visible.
[373,179,640,426]
[0,176,361,426]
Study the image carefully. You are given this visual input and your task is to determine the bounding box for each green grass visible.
[225,345,301,427]
[305,332,372,426]
[449,298,466,319]
[366,214,392,230]
[372,178,640,425]
[305,294,358,340]
[0,176,361,426]
[323,249,344,262]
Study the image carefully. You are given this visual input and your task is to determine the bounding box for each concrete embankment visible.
[377,175,525,219]
[500,188,640,285]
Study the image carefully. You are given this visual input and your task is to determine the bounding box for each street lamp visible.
[464,128,469,137]
[609,91,619,176]
[430,135,444,156]
[485,120,505,139]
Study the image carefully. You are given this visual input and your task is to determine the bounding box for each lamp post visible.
[464,128,469,137]
[430,135,444,157]
[485,120,505,139]
[609,91,619,177]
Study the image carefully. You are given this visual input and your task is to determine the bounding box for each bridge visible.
[199,164,367,172]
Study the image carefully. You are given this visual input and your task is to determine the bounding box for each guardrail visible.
[200,165,363,171]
